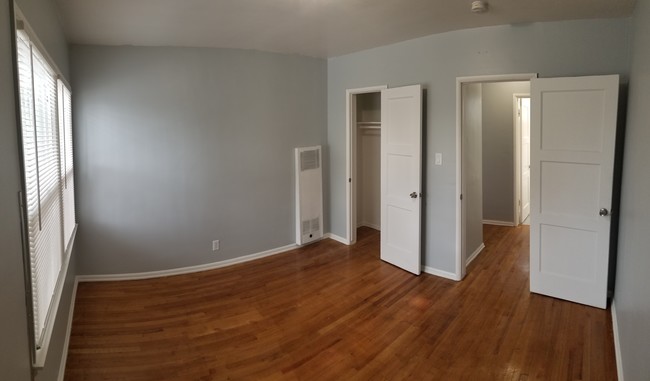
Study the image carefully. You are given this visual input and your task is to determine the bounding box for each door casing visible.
[455,73,538,280]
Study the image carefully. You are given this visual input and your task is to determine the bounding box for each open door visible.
[530,75,619,309]
[380,85,422,275]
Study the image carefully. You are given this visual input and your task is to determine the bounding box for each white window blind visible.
[16,26,76,365]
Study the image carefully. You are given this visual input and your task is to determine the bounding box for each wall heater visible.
[295,145,323,245]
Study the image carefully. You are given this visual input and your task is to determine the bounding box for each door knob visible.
[599,208,609,216]
[410,192,418,199]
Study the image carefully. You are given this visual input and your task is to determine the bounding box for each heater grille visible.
[295,146,323,245]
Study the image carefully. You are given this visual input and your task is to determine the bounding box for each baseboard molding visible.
[466,243,486,265]
[77,243,300,282]
[422,266,461,281]
[57,279,78,381]
[611,299,624,381]
[324,232,350,245]
[482,219,516,227]
[357,222,380,231]
[76,234,356,283]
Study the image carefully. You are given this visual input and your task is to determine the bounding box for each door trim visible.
[455,73,537,280]
[346,85,387,245]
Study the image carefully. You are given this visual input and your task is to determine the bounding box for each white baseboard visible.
[324,232,350,245]
[482,219,516,227]
[357,222,380,231]
[57,279,78,381]
[466,243,486,265]
[611,299,624,381]
[77,233,358,283]
[77,243,300,282]
[422,266,461,281]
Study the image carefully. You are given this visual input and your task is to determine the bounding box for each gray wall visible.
[13,0,68,79]
[71,46,327,275]
[327,19,631,273]
[1,0,74,379]
[462,83,483,257]
[614,0,650,379]
[481,81,530,224]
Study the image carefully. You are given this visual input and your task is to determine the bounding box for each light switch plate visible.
[435,153,443,166]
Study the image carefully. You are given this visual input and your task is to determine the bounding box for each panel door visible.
[530,75,618,309]
[380,85,422,275]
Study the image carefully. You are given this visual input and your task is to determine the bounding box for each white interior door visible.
[520,97,531,223]
[380,85,422,275]
[530,75,618,309]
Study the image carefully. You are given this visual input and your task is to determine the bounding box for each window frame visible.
[11,3,77,368]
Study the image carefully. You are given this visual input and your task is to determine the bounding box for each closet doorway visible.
[346,86,386,244]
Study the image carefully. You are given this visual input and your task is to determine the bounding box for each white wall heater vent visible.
[295,145,323,245]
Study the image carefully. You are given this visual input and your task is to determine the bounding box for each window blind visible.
[16,27,75,357]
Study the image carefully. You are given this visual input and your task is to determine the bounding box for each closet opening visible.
[346,85,386,244]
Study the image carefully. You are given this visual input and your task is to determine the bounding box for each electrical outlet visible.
[212,240,220,251]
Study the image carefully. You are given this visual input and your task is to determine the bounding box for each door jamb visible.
[346,85,388,244]
[455,74,537,280]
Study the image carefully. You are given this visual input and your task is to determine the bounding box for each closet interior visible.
[355,92,381,231]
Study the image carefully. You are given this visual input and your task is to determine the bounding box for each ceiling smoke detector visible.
[471,1,488,13]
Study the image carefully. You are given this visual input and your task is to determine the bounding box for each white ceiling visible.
[54,0,636,58]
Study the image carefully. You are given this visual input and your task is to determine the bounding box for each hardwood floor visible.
[65,225,617,380]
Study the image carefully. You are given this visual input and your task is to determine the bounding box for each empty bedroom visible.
[1,0,650,380]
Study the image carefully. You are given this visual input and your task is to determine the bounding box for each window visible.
[14,11,76,367]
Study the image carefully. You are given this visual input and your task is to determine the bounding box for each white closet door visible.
[380,85,422,275]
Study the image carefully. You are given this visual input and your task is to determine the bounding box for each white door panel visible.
[540,90,606,152]
[381,85,422,275]
[530,75,618,309]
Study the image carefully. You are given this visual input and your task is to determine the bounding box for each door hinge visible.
[460,194,463,201]
[348,178,352,183]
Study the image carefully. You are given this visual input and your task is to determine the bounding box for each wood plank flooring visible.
[64,225,617,380]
